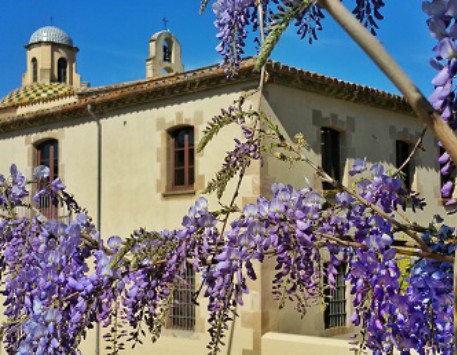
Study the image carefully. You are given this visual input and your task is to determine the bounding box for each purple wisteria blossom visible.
[210,0,386,73]
[0,151,453,354]
[424,0,457,204]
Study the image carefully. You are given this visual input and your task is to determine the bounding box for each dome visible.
[29,26,73,46]
[0,83,76,108]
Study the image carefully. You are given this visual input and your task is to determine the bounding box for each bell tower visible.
[23,26,81,88]
[146,31,184,78]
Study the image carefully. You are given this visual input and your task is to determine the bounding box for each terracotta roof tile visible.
[0,58,413,133]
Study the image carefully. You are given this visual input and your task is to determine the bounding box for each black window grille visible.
[324,263,347,329]
[170,267,196,330]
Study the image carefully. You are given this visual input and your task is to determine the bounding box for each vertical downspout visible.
[87,104,102,355]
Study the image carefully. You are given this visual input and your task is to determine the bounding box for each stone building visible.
[0,26,446,354]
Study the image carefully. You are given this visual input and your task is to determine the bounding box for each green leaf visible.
[255,0,317,71]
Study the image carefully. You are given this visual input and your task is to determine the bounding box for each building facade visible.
[0,26,448,354]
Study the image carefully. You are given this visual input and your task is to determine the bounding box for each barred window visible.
[169,267,196,330]
[324,263,347,329]
[321,127,341,190]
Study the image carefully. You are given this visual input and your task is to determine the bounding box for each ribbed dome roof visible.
[29,26,73,46]
[0,83,76,108]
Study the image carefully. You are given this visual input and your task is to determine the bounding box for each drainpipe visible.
[87,103,102,355]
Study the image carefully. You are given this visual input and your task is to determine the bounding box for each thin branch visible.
[393,127,427,177]
[256,0,267,93]
[220,169,245,237]
[316,232,453,263]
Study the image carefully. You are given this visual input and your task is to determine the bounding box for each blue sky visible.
[0,1,436,98]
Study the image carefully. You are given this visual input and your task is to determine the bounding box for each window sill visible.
[162,327,199,339]
[162,189,196,198]
[322,324,353,337]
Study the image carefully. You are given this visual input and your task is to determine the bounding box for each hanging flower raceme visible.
[424,0,457,204]
[213,0,256,75]
[208,0,385,74]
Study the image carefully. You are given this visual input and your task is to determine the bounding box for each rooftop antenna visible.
[162,17,169,31]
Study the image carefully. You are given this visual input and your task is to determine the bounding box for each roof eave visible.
[0,59,415,134]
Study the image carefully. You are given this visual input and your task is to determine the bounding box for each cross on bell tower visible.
[145,30,184,78]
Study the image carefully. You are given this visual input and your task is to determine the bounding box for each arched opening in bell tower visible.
[31,58,38,83]
[163,38,173,63]
[57,58,67,83]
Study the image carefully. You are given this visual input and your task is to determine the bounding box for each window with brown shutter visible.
[169,127,195,191]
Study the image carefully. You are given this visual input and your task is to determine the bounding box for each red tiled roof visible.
[0,59,413,133]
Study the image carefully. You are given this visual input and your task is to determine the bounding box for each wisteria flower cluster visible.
[208,0,385,73]
[0,154,454,354]
[424,0,457,202]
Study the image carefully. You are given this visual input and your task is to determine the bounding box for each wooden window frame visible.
[321,127,341,190]
[169,126,195,191]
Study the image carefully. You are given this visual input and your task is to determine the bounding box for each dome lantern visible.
[23,26,81,88]
[28,26,74,47]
